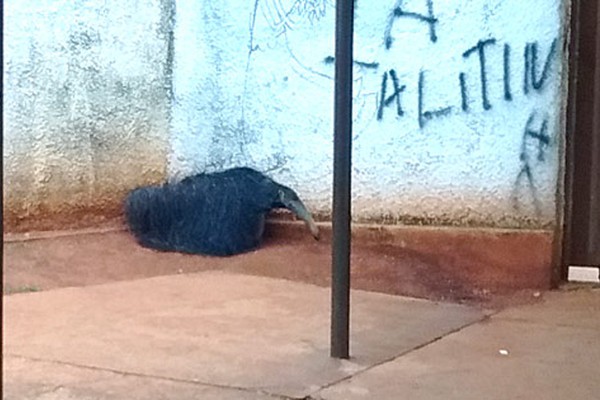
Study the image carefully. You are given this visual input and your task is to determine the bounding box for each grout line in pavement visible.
[5,354,299,400]
[308,313,492,398]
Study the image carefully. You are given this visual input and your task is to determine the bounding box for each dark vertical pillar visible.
[588,1,600,264]
[331,0,354,359]
[564,0,600,270]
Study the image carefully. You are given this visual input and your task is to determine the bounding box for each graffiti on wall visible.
[245,0,560,211]
[512,112,553,215]
[384,0,438,48]
[374,37,559,128]
[249,1,559,126]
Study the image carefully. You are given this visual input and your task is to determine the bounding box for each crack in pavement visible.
[6,312,492,400]
[6,313,491,400]
[4,354,295,400]
[307,313,492,399]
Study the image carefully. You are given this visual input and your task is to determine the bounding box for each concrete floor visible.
[4,271,486,399]
[3,270,599,400]
[3,229,599,399]
[320,287,600,400]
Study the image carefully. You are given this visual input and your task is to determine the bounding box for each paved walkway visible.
[3,271,599,400]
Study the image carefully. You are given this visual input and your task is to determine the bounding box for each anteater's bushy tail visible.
[124,185,183,253]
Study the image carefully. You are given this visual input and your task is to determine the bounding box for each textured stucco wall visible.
[3,0,174,227]
[3,0,569,231]
[171,0,569,228]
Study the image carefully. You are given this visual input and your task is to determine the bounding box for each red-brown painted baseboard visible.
[3,212,556,305]
[265,220,555,293]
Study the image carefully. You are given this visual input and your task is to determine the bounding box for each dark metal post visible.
[563,0,600,269]
[331,0,354,359]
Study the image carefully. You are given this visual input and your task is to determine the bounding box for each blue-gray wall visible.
[3,0,570,230]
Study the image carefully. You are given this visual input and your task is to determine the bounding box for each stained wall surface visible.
[3,0,173,228]
[4,0,569,231]
[170,0,569,228]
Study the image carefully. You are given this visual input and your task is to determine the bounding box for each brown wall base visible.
[4,211,556,304]
[3,204,124,234]
[265,220,555,294]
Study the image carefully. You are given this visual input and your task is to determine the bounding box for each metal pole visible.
[331,0,354,359]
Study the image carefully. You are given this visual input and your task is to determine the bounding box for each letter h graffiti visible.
[384,0,438,50]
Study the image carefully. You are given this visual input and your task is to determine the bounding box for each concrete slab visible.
[3,271,484,399]
[318,288,600,400]
[495,287,600,329]
[3,355,275,400]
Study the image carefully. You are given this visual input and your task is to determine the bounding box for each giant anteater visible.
[125,167,319,256]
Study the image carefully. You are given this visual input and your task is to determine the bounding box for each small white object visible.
[568,266,600,283]
[499,349,509,356]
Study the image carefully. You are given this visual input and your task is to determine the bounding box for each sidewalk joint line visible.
[309,314,491,397]
[5,354,297,400]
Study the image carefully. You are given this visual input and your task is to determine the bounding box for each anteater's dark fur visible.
[125,167,317,256]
